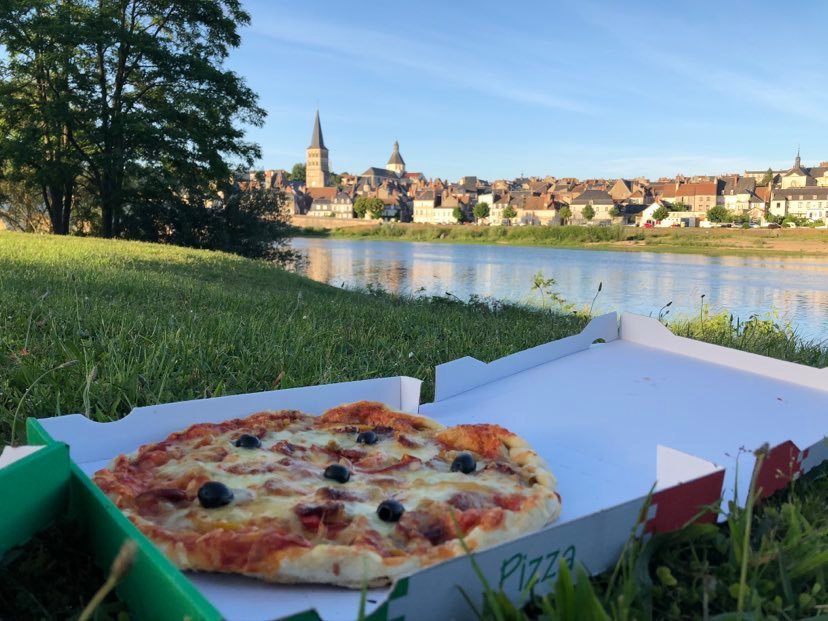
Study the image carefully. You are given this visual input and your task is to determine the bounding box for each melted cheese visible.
[122,413,540,542]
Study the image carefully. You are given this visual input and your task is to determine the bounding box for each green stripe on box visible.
[390,577,409,599]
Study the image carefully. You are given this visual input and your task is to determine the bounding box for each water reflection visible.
[291,238,828,343]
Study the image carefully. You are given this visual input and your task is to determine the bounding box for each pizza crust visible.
[94,402,561,587]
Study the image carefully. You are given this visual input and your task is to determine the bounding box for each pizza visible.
[93,401,561,587]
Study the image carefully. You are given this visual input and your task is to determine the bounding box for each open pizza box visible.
[27,312,828,621]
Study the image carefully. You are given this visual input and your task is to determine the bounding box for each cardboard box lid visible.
[35,313,828,621]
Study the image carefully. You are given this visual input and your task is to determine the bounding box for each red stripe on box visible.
[645,469,724,534]
[755,440,802,500]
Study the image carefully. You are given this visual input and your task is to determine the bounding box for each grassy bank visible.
[1,231,826,620]
[297,222,828,258]
[0,232,586,444]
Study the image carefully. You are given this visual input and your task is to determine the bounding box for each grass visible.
[0,231,587,444]
[294,222,828,258]
[1,231,827,620]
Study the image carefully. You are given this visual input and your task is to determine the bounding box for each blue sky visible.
[227,0,828,181]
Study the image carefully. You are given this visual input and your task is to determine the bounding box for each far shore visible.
[290,217,828,259]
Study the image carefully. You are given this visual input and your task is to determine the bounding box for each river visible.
[291,238,828,343]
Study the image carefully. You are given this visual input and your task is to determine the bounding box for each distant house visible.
[722,177,757,213]
[609,179,634,202]
[570,189,615,224]
[770,187,828,221]
[412,190,439,223]
[309,191,354,219]
[675,181,719,212]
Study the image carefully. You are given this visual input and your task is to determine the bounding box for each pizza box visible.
[27,312,828,621]
[1,439,219,620]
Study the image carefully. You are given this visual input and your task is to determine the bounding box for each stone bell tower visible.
[306,110,329,188]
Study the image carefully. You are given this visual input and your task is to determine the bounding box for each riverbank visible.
[292,219,828,257]
[1,231,826,619]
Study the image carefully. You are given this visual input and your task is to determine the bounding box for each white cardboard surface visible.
[37,313,828,621]
[0,445,43,469]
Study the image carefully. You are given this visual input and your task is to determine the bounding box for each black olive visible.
[324,463,351,483]
[233,434,261,449]
[450,453,477,474]
[377,499,405,522]
[356,431,378,445]
[197,481,234,508]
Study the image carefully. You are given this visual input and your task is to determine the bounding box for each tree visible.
[290,163,306,183]
[353,196,370,218]
[760,168,775,186]
[0,178,51,232]
[609,205,621,218]
[118,173,297,264]
[1,0,265,238]
[706,205,731,223]
[582,203,595,221]
[368,198,386,219]
[329,172,342,187]
[0,3,83,234]
[558,205,571,224]
[671,201,690,211]
[652,205,669,222]
[503,205,517,220]
[473,201,490,223]
[452,207,464,223]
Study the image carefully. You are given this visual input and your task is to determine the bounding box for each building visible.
[721,177,757,213]
[306,111,329,188]
[779,151,828,189]
[675,182,719,211]
[570,189,615,224]
[308,191,354,219]
[386,141,406,176]
[770,187,828,221]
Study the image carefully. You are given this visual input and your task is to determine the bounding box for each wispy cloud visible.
[570,1,828,123]
[251,14,600,115]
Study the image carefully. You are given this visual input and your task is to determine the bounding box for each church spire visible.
[309,110,326,150]
[795,145,801,168]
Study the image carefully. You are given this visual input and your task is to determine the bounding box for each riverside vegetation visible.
[296,222,828,258]
[1,231,827,620]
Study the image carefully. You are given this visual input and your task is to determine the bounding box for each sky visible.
[227,0,828,181]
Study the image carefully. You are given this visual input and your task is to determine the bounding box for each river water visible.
[291,238,828,343]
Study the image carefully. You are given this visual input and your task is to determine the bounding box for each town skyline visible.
[228,1,828,180]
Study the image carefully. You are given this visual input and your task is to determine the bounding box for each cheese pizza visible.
[93,401,561,587]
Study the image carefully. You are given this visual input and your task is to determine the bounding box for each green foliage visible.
[0,0,264,238]
[353,196,370,219]
[118,174,296,263]
[582,203,595,221]
[609,205,621,218]
[652,206,670,221]
[503,205,518,220]
[453,206,465,223]
[0,233,591,443]
[707,205,732,223]
[760,168,775,186]
[558,206,572,224]
[671,201,690,212]
[473,201,490,222]
[290,163,307,183]
[368,198,386,219]
[353,197,384,220]
[530,271,570,310]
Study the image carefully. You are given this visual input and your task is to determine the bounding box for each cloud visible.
[250,14,600,115]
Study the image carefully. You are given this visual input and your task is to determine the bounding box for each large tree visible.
[0,2,83,234]
[0,0,265,238]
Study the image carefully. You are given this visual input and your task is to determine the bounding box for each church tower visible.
[306,110,329,188]
[387,140,406,176]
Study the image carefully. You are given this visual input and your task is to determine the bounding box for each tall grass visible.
[316,223,629,245]
[0,232,587,444]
